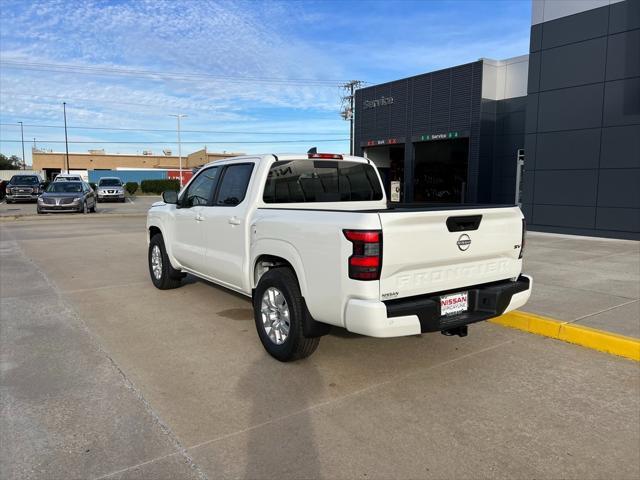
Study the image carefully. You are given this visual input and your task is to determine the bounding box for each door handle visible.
[228,216,241,225]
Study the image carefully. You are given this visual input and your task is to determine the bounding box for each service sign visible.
[363,96,394,109]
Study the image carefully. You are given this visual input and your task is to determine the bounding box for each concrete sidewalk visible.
[521,231,639,339]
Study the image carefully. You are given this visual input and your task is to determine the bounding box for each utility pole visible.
[169,114,187,188]
[340,80,363,155]
[18,121,25,169]
[63,102,70,173]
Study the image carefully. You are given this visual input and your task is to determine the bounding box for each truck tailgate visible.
[378,206,524,300]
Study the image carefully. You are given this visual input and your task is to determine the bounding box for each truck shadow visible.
[235,357,324,479]
[186,274,365,337]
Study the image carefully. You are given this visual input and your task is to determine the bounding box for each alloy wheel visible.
[260,287,291,345]
[151,245,163,280]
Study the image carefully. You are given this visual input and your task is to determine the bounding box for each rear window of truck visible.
[263,160,383,203]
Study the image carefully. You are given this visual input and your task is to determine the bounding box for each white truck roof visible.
[202,153,367,169]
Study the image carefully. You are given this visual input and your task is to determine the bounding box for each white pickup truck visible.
[147,153,532,361]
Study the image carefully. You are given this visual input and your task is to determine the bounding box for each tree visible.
[0,154,22,170]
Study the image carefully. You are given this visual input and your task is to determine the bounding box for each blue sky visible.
[0,0,531,164]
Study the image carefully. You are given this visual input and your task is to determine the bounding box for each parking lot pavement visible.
[1,215,639,479]
[0,195,160,218]
[0,221,202,480]
[521,232,640,338]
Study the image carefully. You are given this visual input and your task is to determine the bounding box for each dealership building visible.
[354,0,639,239]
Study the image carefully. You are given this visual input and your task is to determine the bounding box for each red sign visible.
[167,170,193,183]
[366,138,399,146]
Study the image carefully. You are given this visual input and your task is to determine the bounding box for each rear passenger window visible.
[216,164,254,206]
[263,160,383,203]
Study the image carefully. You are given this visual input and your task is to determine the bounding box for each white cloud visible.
[0,0,529,161]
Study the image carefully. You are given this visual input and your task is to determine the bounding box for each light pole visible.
[169,114,187,188]
[63,102,70,173]
[18,121,25,169]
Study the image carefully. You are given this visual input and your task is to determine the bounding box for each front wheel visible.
[148,234,184,289]
[253,268,320,362]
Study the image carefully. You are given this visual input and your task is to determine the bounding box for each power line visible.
[1,60,365,87]
[1,90,348,113]
[0,139,349,145]
[0,122,346,136]
[1,91,224,110]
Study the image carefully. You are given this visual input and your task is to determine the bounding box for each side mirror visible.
[162,190,178,204]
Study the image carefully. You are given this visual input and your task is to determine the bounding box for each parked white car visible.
[53,174,83,182]
[146,153,532,361]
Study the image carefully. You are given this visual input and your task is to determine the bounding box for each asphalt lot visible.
[0,195,160,218]
[1,214,639,479]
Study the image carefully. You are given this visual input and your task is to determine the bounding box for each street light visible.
[169,114,187,188]
[17,121,25,170]
[63,102,70,173]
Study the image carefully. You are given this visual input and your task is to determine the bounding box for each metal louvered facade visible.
[354,60,506,204]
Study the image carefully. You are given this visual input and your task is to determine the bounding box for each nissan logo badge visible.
[457,234,471,251]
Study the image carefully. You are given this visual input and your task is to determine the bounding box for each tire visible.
[82,201,88,214]
[90,200,97,213]
[37,208,43,214]
[253,268,320,362]
[120,198,126,203]
[148,233,184,289]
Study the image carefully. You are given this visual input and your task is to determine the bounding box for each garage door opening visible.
[363,145,404,201]
[413,138,469,203]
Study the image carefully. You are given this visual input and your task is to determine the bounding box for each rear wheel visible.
[82,201,88,214]
[253,268,320,361]
[148,233,184,289]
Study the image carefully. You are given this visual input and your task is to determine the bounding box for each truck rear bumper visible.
[344,275,532,338]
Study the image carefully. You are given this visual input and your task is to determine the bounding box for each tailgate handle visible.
[446,215,482,232]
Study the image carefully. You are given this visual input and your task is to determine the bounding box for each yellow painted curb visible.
[490,310,640,362]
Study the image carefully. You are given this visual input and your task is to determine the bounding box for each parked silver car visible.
[37,181,97,214]
[97,177,125,202]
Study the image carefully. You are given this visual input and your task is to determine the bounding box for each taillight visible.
[308,153,343,159]
[343,229,382,280]
[519,219,526,259]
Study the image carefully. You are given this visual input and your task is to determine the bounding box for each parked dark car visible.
[5,174,45,203]
[37,181,97,214]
